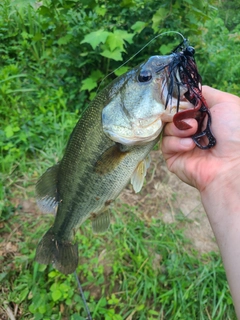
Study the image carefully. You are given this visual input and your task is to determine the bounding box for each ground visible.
[120,150,218,254]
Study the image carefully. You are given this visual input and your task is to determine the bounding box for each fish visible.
[35,47,206,275]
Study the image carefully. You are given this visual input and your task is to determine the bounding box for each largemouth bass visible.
[35,52,197,275]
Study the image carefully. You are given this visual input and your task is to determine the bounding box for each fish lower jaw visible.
[161,100,194,122]
[104,127,162,146]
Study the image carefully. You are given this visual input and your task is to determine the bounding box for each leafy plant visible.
[197,13,240,94]
[0,206,236,319]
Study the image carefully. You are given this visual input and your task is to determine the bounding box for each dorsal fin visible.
[36,163,60,214]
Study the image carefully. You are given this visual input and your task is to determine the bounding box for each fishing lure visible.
[166,39,216,149]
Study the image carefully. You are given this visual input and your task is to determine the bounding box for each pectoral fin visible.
[36,163,60,214]
[131,155,151,193]
[92,210,111,234]
[95,144,129,175]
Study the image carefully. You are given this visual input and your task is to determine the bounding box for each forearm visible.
[201,171,240,318]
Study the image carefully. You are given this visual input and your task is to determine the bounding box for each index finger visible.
[202,85,240,108]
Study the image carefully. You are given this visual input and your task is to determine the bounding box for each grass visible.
[0,179,236,319]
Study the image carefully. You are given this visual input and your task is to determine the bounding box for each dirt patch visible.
[120,150,218,254]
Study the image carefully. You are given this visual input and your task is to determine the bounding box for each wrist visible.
[201,164,240,218]
[200,166,240,318]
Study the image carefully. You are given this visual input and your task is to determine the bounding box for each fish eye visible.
[138,70,152,83]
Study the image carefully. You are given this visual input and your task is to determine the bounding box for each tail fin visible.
[35,228,78,275]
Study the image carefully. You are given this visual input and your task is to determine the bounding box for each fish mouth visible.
[160,68,193,114]
[157,63,188,110]
[103,96,193,147]
[103,117,163,146]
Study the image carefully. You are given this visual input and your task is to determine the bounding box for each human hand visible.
[162,86,240,318]
[161,85,240,192]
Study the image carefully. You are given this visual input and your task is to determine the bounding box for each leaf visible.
[50,283,58,291]
[95,5,107,16]
[159,44,173,55]
[81,30,111,49]
[4,126,14,138]
[11,0,36,7]
[37,5,52,17]
[152,8,168,33]
[38,304,47,314]
[131,21,147,33]
[148,309,160,315]
[81,70,104,92]
[4,125,20,138]
[28,304,35,314]
[0,74,27,84]
[0,272,7,282]
[121,0,135,7]
[105,30,134,53]
[89,91,96,100]
[52,289,62,301]
[48,270,58,278]
[101,49,123,61]
[36,263,46,272]
[59,283,70,292]
[21,31,32,39]
[136,304,145,311]
[114,29,134,44]
[114,66,129,76]
[58,34,73,45]
[71,313,86,320]
[33,33,42,41]
[19,287,29,302]
[106,33,124,52]
[81,78,97,92]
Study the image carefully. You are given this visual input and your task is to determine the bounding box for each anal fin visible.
[92,210,111,234]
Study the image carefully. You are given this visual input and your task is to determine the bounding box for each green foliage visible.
[0,208,236,319]
[217,0,240,31]
[197,13,240,95]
